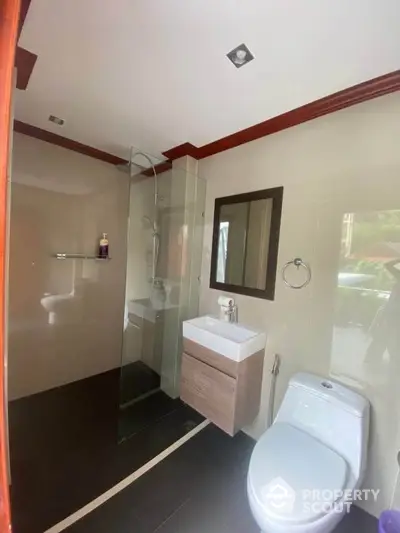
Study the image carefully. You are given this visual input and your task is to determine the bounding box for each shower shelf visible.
[52,253,112,261]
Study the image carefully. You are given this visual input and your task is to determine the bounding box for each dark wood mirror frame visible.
[210,186,284,300]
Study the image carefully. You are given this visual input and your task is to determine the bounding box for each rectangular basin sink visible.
[183,315,266,362]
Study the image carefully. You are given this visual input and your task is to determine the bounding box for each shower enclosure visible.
[6,134,206,530]
[117,149,206,441]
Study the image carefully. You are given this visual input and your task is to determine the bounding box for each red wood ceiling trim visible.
[163,69,400,161]
[14,70,400,171]
[16,0,35,90]
[13,120,172,176]
[162,142,198,161]
[14,120,127,164]
[15,46,37,89]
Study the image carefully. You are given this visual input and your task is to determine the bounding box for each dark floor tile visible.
[335,504,378,533]
[149,431,257,533]
[113,446,199,531]
[64,425,255,533]
[118,390,182,441]
[120,361,160,404]
[157,487,377,533]
[64,492,150,533]
[63,423,378,533]
[9,369,120,466]
[9,369,203,533]
[154,490,258,533]
[10,370,378,533]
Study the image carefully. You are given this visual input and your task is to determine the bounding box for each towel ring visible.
[282,257,312,289]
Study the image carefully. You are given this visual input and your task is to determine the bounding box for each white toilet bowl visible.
[247,373,370,533]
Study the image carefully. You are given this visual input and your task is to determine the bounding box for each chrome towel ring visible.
[282,257,312,289]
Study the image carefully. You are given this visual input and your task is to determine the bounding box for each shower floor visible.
[9,368,203,533]
[119,389,183,441]
[120,360,161,406]
[119,359,175,441]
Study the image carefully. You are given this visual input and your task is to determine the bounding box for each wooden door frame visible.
[0,0,21,531]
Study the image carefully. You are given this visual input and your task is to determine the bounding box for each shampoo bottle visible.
[98,233,109,259]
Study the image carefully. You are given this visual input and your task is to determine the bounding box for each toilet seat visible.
[248,423,349,526]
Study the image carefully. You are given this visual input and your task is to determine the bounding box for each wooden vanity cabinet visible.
[180,338,264,436]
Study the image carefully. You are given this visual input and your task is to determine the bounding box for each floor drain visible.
[183,420,198,433]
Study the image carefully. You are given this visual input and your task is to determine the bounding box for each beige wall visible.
[199,92,400,517]
[8,133,129,399]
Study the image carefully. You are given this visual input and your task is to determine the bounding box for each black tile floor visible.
[9,369,203,533]
[119,390,183,442]
[64,424,378,533]
[120,361,161,406]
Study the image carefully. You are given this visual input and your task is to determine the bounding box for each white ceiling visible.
[15,0,400,160]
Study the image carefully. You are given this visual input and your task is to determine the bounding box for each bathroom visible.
[1,1,400,533]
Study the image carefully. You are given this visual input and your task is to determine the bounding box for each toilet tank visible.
[275,373,370,483]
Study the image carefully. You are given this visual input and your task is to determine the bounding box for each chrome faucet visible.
[225,302,238,323]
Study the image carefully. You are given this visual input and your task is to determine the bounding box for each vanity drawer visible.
[183,338,238,378]
[181,353,236,435]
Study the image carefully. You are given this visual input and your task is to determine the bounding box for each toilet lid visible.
[248,423,348,525]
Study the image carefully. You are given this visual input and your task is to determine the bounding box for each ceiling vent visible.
[227,43,254,68]
[48,115,65,126]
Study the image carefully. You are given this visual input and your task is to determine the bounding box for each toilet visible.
[247,373,370,533]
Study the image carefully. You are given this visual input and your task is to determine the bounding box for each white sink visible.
[182,315,266,362]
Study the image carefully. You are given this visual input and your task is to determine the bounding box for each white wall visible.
[199,92,400,517]
[9,133,129,399]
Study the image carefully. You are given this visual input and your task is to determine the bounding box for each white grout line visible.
[43,419,210,533]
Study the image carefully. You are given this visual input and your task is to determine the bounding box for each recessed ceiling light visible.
[48,115,65,126]
[226,43,254,68]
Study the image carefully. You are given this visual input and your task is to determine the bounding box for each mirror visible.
[210,187,283,300]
